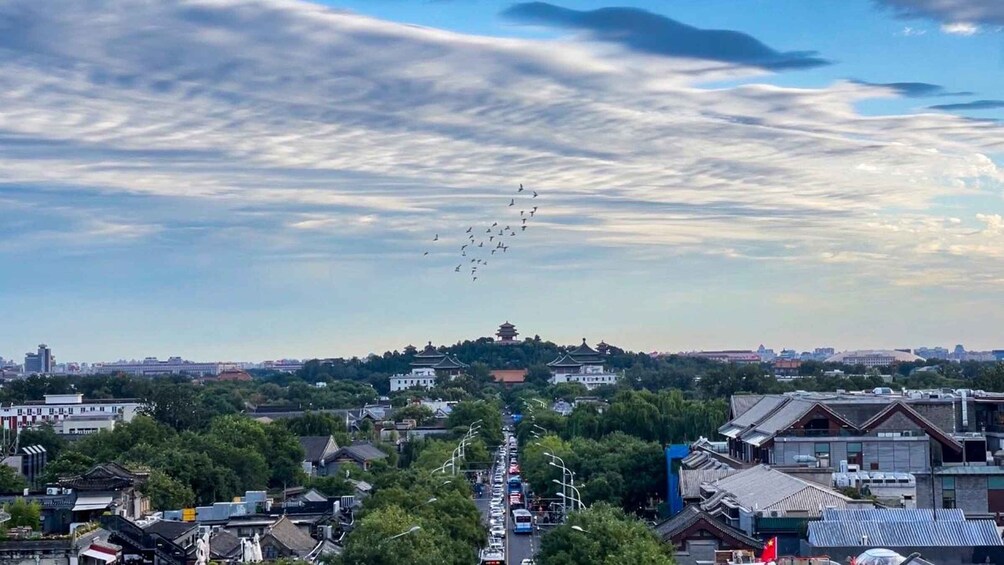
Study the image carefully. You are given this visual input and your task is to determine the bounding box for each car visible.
[490,524,506,537]
[520,560,536,565]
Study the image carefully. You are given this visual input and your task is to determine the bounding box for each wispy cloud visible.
[930,99,1004,110]
[897,26,928,36]
[941,22,980,35]
[0,0,1001,295]
[501,2,829,70]
[851,80,970,97]
[875,0,1004,26]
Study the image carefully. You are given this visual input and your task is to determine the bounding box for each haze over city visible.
[1,0,1003,361]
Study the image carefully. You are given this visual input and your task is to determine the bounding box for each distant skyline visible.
[1,0,1002,361]
[2,331,1001,365]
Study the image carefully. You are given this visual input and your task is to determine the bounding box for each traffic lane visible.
[506,527,536,565]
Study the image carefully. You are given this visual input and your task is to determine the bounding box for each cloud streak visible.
[501,2,829,70]
[875,0,1004,26]
[0,0,1001,299]
[930,99,1004,110]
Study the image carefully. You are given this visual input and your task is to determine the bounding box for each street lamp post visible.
[381,525,421,544]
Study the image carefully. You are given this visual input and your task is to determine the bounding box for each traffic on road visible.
[478,420,537,565]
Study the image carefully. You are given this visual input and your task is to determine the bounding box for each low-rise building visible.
[1,394,142,434]
[653,505,762,565]
[719,391,985,474]
[93,357,238,376]
[698,464,869,542]
[915,466,1004,515]
[805,508,1004,565]
[298,436,339,477]
[389,368,437,392]
[320,442,389,473]
[547,340,620,390]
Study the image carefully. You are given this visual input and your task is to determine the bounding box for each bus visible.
[511,509,533,534]
[479,548,505,565]
[507,476,522,495]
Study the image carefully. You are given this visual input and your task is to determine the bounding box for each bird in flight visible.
[533,206,538,212]
[423,251,429,255]
[433,234,438,241]
[466,227,473,233]
[491,249,496,255]
[461,244,468,250]
[473,277,478,282]
[520,210,524,217]
[533,191,538,198]
[522,218,527,224]
[509,199,514,206]
[521,225,527,231]
[518,184,524,192]
[489,236,495,242]
[478,242,483,247]
[455,265,461,272]
[491,222,498,227]
[530,210,535,217]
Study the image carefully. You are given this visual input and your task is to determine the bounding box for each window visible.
[942,476,956,509]
[814,442,831,466]
[847,442,863,466]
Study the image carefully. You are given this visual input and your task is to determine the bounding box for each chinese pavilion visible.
[496,322,519,345]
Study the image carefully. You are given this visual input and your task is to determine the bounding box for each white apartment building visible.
[548,364,620,390]
[389,368,438,392]
[1,393,142,433]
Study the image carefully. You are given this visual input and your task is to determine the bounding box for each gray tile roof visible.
[266,516,320,556]
[653,504,762,549]
[680,468,738,500]
[738,399,817,446]
[703,465,859,516]
[298,436,338,464]
[808,519,1003,548]
[338,442,389,462]
[917,465,1004,475]
[822,508,965,522]
[209,529,242,558]
[718,396,786,437]
[143,520,198,542]
[730,395,764,418]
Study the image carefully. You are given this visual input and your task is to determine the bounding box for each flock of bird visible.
[424,184,540,282]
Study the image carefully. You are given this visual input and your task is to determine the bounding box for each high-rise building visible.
[24,344,53,374]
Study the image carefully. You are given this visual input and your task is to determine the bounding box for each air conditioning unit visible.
[847,464,860,473]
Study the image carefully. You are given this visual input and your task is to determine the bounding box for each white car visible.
[490,524,506,537]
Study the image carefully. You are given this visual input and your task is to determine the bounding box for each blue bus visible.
[507,476,522,495]
[511,509,533,534]
[512,413,523,424]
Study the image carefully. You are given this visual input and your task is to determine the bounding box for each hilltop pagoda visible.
[496,321,519,345]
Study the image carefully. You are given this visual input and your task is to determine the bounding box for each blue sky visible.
[0,0,1003,362]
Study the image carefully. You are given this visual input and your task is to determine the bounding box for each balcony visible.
[774,428,857,439]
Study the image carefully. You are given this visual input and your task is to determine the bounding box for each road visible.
[502,413,539,565]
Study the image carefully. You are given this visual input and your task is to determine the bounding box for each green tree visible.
[264,424,307,487]
[5,498,41,530]
[143,470,196,510]
[143,383,205,431]
[537,503,673,565]
[282,412,348,437]
[17,424,67,461]
[336,505,459,565]
[42,451,95,484]
[0,465,26,494]
[394,405,436,426]
[446,401,503,446]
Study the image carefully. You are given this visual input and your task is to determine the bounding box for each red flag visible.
[760,537,778,563]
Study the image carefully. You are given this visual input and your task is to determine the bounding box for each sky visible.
[1,0,1003,362]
